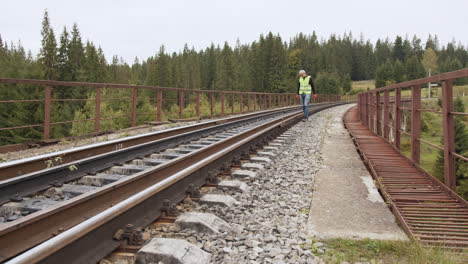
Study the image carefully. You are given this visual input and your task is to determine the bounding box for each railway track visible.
[1,102,345,264]
[0,106,304,182]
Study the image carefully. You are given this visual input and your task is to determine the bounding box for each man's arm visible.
[297,81,300,94]
[310,78,317,94]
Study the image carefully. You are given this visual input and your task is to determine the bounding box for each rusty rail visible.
[0,78,354,145]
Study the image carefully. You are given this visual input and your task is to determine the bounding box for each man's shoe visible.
[302,118,306,122]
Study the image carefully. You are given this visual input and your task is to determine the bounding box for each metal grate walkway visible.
[344,106,468,251]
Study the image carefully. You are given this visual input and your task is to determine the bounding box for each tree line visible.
[0,11,467,144]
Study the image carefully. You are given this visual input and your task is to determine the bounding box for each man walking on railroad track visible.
[296,70,318,121]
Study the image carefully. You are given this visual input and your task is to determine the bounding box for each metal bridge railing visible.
[357,68,468,191]
[0,78,355,144]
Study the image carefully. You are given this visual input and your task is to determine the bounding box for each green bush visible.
[315,72,342,95]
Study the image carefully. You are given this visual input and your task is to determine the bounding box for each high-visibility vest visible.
[299,76,312,94]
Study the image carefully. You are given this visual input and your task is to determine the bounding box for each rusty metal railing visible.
[357,69,468,191]
[0,78,354,144]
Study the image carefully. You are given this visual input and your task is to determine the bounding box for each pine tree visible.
[215,42,235,91]
[375,59,395,87]
[39,10,58,80]
[425,34,439,51]
[405,55,425,80]
[68,23,84,81]
[393,60,406,83]
[411,35,423,58]
[57,26,71,81]
[393,36,406,62]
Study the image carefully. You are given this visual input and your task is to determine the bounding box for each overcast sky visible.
[1,0,467,63]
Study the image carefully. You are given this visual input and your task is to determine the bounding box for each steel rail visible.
[0,105,303,181]
[0,106,307,205]
[0,102,346,262]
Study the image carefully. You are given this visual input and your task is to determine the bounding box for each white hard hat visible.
[299,70,306,74]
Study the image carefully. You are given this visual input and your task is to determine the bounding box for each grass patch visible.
[351,80,375,93]
[322,238,463,264]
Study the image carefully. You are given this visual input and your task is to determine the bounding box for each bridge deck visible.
[344,106,468,250]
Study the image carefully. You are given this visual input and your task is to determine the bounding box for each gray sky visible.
[1,0,467,63]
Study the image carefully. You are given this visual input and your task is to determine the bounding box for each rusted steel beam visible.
[411,85,421,164]
[365,93,369,126]
[442,80,456,190]
[131,87,138,127]
[394,88,402,149]
[178,91,184,120]
[253,93,257,111]
[239,94,243,114]
[210,92,214,117]
[95,87,101,132]
[156,89,163,121]
[383,90,390,140]
[374,68,468,90]
[43,86,52,140]
[0,77,300,96]
[221,92,225,116]
[195,91,200,117]
[231,94,234,114]
[376,91,381,136]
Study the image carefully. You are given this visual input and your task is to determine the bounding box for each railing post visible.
[195,91,200,117]
[178,91,184,119]
[394,88,401,149]
[357,94,361,121]
[131,87,138,127]
[365,92,369,127]
[231,93,234,114]
[442,79,456,190]
[371,92,376,132]
[246,94,250,112]
[43,86,52,140]
[157,89,162,121]
[383,89,389,141]
[95,87,101,132]
[221,92,225,116]
[253,93,257,111]
[210,92,214,117]
[375,91,381,135]
[411,85,421,164]
[239,94,243,114]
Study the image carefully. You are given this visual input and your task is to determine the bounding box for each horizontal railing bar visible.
[451,112,468,116]
[375,68,468,91]
[418,138,444,151]
[50,118,95,125]
[452,152,468,162]
[0,100,43,103]
[417,109,443,114]
[0,124,43,131]
[0,78,297,95]
[400,129,411,136]
[399,107,412,111]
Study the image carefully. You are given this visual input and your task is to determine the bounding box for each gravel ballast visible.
[136,104,355,264]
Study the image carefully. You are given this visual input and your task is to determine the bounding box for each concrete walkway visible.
[307,105,407,240]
